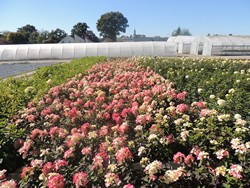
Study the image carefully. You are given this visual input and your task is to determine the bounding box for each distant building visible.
[118,30,168,42]
[59,34,86,43]
[133,29,168,42]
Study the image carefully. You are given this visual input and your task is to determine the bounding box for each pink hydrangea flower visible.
[21,166,34,179]
[47,173,65,188]
[73,172,89,188]
[81,147,92,156]
[176,104,188,113]
[18,140,32,159]
[0,180,17,188]
[54,160,68,171]
[42,162,55,176]
[184,154,195,165]
[197,151,209,160]
[216,149,229,160]
[123,184,135,188]
[176,91,187,101]
[118,122,129,135]
[63,149,74,159]
[99,126,109,136]
[104,173,121,187]
[115,147,133,163]
[200,109,210,117]
[173,152,186,164]
[197,101,206,109]
[229,164,243,179]
[0,169,7,180]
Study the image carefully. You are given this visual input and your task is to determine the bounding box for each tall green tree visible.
[17,24,38,43]
[6,32,26,44]
[0,31,9,44]
[37,30,49,43]
[44,28,67,43]
[71,22,89,38]
[97,11,129,42]
[85,30,99,42]
[172,27,192,36]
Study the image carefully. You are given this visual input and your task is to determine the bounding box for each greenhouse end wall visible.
[0,42,177,61]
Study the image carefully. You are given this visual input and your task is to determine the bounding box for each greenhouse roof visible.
[0,42,177,61]
[168,36,197,44]
[197,36,250,46]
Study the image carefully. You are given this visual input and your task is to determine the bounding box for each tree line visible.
[0,11,129,44]
[0,11,192,45]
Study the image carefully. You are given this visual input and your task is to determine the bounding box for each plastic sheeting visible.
[0,42,177,61]
[190,36,250,56]
[168,36,196,54]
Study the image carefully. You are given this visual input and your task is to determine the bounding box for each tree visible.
[97,11,129,42]
[44,28,67,43]
[17,24,38,43]
[71,22,89,38]
[6,32,26,44]
[172,27,181,36]
[29,32,39,44]
[84,30,99,42]
[37,30,49,43]
[0,31,10,44]
[172,27,192,36]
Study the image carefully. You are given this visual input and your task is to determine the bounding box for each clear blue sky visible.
[0,0,249,37]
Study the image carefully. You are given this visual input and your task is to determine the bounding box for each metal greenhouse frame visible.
[190,36,250,56]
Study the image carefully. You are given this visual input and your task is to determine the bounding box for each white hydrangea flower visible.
[217,99,226,106]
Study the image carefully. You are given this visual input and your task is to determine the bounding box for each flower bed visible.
[0,57,105,173]
[137,57,250,121]
[0,58,249,187]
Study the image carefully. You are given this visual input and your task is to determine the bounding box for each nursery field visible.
[0,57,249,187]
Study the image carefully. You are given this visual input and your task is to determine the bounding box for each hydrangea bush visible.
[137,57,250,121]
[1,58,249,187]
[0,57,105,173]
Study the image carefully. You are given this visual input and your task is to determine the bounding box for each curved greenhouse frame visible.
[190,36,250,56]
[0,42,177,61]
[168,36,196,54]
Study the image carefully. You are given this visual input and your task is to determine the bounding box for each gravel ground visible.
[0,60,70,79]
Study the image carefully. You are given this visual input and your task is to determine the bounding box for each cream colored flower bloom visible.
[215,166,227,176]
[245,141,250,148]
[210,140,218,145]
[235,119,247,126]
[228,88,235,94]
[231,138,241,149]
[46,79,52,84]
[138,146,146,156]
[180,130,189,141]
[148,134,158,142]
[107,164,117,172]
[210,95,215,99]
[217,99,226,106]
[234,114,242,119]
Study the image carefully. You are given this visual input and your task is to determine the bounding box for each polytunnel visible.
[0,42,177,61]
[190,36,250,56]
[167,36,197,54]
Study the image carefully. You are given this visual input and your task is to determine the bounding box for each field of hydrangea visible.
[0,57,249,187]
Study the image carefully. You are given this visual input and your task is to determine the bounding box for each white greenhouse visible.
[167,36,196,54]
[0,42,177,61]
[190,36,250,56]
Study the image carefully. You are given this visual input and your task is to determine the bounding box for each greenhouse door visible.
[198,42,204,55]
